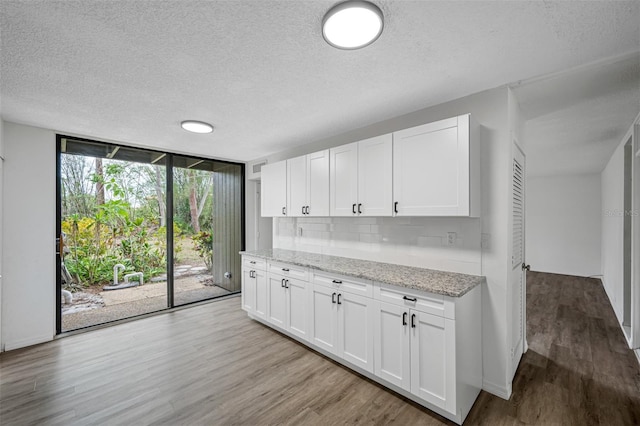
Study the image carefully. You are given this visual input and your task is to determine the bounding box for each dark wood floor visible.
[1,272,639,425]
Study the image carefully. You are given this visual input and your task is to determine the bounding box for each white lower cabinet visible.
[241,263,267,319]
[267,273,310,341]
[242,255,481,425]
[310,284,374,372]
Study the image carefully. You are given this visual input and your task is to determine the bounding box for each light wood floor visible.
[1,272,639,425]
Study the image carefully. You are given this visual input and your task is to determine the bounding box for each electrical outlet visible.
[447,232,457,246]
[481,233,491,249]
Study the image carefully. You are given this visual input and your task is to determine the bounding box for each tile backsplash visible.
[273,216,482,275]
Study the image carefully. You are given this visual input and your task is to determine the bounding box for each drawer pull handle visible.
[332,279,342,284]
[403,296,417,302]
[332,292,337,304]
[249,261,256,264]
[402,312,407,326]
[337,293,342,305]
[411,314,416,328]
[282,268,289,272]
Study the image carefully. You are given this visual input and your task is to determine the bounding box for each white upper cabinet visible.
[262,114,479,217]
[261,161,288,217]
[287,151,330,217]
[393,114,480,217]
[330,134,393,217]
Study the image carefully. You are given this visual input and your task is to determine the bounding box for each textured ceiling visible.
[1,1,639,174]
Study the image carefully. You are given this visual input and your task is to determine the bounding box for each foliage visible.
[60,154,217,287]
[192,231,213,270]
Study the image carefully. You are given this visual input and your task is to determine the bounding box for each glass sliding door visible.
[58,138,168,331]
[57,136,244,333]
[172,156,243,306]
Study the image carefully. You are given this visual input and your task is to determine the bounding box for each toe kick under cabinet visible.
[241,255,482,425]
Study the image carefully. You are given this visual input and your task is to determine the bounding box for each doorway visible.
[56,136,244,332]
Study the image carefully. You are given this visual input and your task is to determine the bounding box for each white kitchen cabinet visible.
[410,310,455,411]
[330,134,392,216]
[310,279,375,372]
[267,273,310,341]
[374,302,454,412]
[309,283,338,353]
[287,150,330,217]
[374,301,410,389]
[242,254,482,425]
[261,161,288,217]
[241,261,267,319]
[393,114,479,217]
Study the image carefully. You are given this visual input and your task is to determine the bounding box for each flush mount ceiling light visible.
[181,120,214,134]
[322,1,384,50]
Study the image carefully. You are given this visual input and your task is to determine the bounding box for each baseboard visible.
[3,333,53,352]
[482,379,512,400]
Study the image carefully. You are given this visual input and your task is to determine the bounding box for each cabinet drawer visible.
[243,256,267,271]
[312,272,373,298]
[268,262,309,280]
[375,283,455,319]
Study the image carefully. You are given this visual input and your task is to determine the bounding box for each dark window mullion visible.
[166,154,174,308]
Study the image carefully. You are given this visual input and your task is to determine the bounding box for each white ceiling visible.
[1,1,639,175]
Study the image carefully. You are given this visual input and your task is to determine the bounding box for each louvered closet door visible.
[510,144,526,377]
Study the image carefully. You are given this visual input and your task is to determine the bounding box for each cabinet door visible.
[307,150,330,216]
[286,278,309,341]
[310,284,338,354]
[267,275,287,330]
[254,269,268,319]
[374,301,410,390]
[287,155,307,216]
[393,116,469,216]
[337,292,374,372]
[330,143,358,217]
[358,134,393,216]
[410,311,456,412]
[241,268,256,313]
[261,161,288,217]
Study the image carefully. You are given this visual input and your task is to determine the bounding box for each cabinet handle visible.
[394,201,399,214]
[282,268,289,272]
[332,292,337,304]
[306,206,310,215]
[250,270,255,278]
[403,295,417,302]
[358,203,362,214]
[411,314,416,328]
[337,293,342,305]
[282,207,286,215]
[402,312,407,326]
[285,279,289,289]
[302,206,305,215]
[332,279,342,284]
[249,261,256,264]
[281,278,285,288]
[352,203,356,214]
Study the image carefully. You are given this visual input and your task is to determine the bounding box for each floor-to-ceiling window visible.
[56,136,244,332]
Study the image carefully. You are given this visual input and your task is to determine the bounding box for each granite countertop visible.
[240,248,484,298]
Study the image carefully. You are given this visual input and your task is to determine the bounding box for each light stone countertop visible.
[240,248,484,298]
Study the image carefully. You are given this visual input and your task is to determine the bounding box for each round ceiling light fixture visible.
[181,120,214,134]
[322,1,384,50]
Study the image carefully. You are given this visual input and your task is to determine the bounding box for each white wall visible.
[255,87,514,398]
[0,118,4,347]
[526,174,602,277]
[1,122,56,351]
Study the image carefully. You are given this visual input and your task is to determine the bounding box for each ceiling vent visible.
[247,159,267,180]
